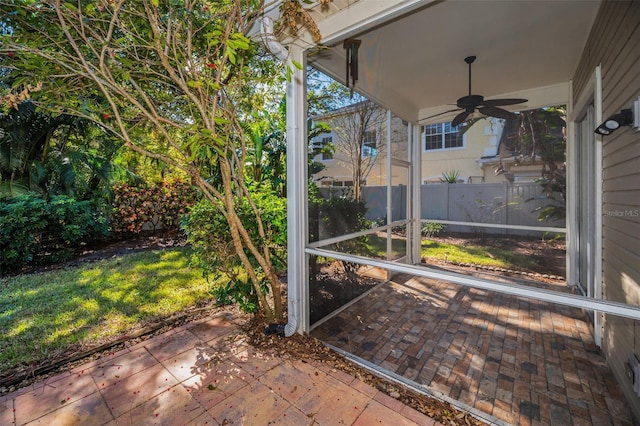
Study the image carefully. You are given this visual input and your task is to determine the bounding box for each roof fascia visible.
[316,0,438,46]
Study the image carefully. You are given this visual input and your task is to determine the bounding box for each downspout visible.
[259,16,288,61]
[259,15,307,337]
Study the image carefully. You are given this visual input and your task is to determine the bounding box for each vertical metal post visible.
[593,65,603,347]
[411,122,422,264]
[386,112,393,279]
[285,46,308,336]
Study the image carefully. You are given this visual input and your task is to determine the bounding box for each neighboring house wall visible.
[572,0,640,418]
[311,108,408,186]
[421,118,505,183]
[313,107,508,186]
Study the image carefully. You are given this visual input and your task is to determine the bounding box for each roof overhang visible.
[291,0,601,123]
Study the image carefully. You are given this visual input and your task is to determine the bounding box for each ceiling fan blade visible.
[451,110,471,127]
[417,108,461,123]
[481,98,528,107]
[479,106,515,120]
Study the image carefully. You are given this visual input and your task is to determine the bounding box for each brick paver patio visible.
[0,311,441,425]
[312,274,635,425]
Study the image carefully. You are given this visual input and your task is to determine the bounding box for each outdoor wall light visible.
[595,108,633,135]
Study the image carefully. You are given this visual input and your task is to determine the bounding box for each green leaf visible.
[227,50,237,65]
[214,117,229,126]
[151,0,159,6]
[200,128,214,139]
[187,80,203,89]
[62,2,78,11]
[291,60,303,70]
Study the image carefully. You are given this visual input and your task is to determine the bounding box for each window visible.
[320,179,353,187]
[320,136,333,160]
[423,122,463,151]
[363,130,378,157]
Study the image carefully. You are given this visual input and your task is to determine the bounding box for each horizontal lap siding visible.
[573,2,629,96]
[573,0,640,419]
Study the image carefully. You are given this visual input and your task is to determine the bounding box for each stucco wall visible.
[313,111,503,186]
[421,118,503,183]
[572,0,640,419]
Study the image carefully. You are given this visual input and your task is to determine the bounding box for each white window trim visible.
[363,130,378,157]
[568,65,603,347]
[316,134,334,161]
[421,122,467,153]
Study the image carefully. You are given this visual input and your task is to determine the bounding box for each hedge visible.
[0,195,109,273]
[110,180,197,236]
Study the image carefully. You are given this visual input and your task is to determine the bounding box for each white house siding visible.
[573,0,640,418]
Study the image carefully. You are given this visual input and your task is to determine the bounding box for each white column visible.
[386,111,393,280]
[593,65,604,348]
[285,45,308,336]
[411,123,422,264]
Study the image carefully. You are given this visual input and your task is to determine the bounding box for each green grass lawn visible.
[319,233,537,271]
[421,239,538,270]
[0,236,542,374]
[0,247,215,373]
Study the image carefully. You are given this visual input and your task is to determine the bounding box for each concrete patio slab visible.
[0,311,442,426]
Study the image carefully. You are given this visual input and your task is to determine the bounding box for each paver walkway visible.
[312,274,635,426]
[0,311,441,425]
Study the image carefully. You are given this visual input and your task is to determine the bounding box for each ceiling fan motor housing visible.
[457,94,484,109]
[419,55,527,126]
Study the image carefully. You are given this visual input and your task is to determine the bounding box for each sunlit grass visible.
[421,239,537,269]
[320,234,407,260]
[0,247,217,372]
[320,232,535,270]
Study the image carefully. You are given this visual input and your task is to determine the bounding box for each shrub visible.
[439,170,461,183]
[181,187,287,313]
[110,180,197,236]
[421,221,446,238]
[308,194,369,282]
[0,194,109,273]
[308,195,368,242]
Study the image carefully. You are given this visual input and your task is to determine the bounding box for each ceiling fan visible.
[421,56,528,127]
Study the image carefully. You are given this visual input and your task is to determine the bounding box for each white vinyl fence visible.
[421,182,565,235]
[322,182,565,237]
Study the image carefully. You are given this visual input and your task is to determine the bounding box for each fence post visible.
[446,182,450,222]
[504,181,509,236]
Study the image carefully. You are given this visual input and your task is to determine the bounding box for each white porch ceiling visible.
[305,0,601,123]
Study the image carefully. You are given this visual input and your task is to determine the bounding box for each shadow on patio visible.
[311,273,635,425]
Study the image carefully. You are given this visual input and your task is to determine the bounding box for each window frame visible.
[319,135,333,161]
[362,130,378,157]
[422,121,465,152]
